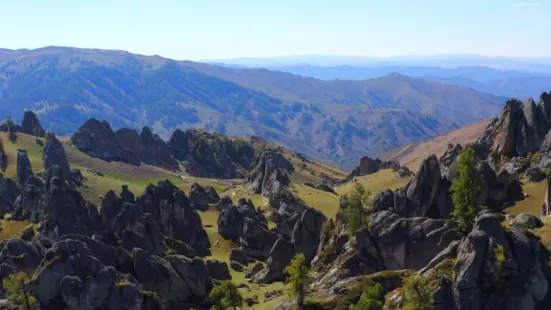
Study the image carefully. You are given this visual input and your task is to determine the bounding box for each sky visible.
[1,0,549,61]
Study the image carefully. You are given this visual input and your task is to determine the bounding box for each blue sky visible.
[1,0,549,60]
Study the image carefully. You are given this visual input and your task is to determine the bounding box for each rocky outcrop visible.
[454,211,548,309]
[12,175,43,222]
[218,198,276,260]
[291,208,327,263]
[169,129,256,178]
[245,151,292,196]
[373,155,454,219]
[344,156,401,181]
[0,174,19,216]
[43,133,73,183]
[20,111,45,137]
[315,183,338,195]
[0,139,7,172]
[370,211,460,271]
[206,259,231,281]
[253,238,295,283]
[188,183,217,211]
[115,127,178,170]
[71,119,140,165]
[16,149,33,186]
[136,180,211,255]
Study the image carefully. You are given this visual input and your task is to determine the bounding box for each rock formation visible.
[246,151,292,196]
[115,127,178,170]
[19,111,45,137]
[16,149,33,186]
[43,133,73,183]
[188,183,219,211]
[344,156,401,181]
[71,119,140,165]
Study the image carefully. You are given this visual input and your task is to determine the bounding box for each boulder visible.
[188,183,211,211]
[43,133,72,183]
[230,260,245,272]
[369,211,461,270]
[71,119,140,165]
[205,186,220,204]
[526,167,546,182]
[206,259,231,281]
[245,262,264,279]
[20,111,45,137]
[254,238,295,283]
[217,196,233,212]
[16,149,33,186]
[454,211,548,309]
[291,208,327,263]
[230,249,251,266]
[510,213,543,229]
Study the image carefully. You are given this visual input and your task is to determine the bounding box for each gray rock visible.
[20,111,45,137]
[43,133,73,184]
[229,249,251,266]
[245,151,292,196]
[526,167,546,182]
[254,238,295,283]
[16,149,33,186]
[230,260,245,272]
[189,183,211,211]
[291,208,327,263]
[206,259,231,281]
[510,213,543,229]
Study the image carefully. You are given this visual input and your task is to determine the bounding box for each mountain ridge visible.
[0,46,505,169]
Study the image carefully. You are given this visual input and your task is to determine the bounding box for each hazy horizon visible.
[1,0,550,61]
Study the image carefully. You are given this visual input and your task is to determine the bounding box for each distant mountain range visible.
[210,64,551,100]
[0,47,506,168]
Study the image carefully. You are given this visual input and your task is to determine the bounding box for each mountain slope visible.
[0,46,505,168]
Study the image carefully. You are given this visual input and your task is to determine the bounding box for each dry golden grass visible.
[505,180,546,217]
[335,169,412,197]
[381,119,490,170]
[0,219,33,241]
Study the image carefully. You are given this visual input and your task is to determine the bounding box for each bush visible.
[399,275,435,310]
[353,280,384,310]
[3,271,36,310]
[209,280,243,310]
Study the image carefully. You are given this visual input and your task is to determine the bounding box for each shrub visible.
[3,271,36,310]
[209,280,243,310]
[399,275,435,310]
[344,183,372,237]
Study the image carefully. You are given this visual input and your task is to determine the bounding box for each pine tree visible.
[450,147,482,233]
[353,279,384,310]
[284,253,310,307]
[209,280,243,310]
[344,183,372,237]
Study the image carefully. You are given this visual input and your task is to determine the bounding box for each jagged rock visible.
[188,183,212,211]
[510,213,543,229]
[454,211,548,309]
[0,174,20,215]
[246,151,291,196]
[12,175,43,222]
[16,149,33,186]
[113,202,165,255]
[139,126,179,170]
[0,238,42,274]
[526,167,546,182]
[205,186,220,204]
[20,111,45,137]
[115,128,142,156]
[71,168,84,185]
[373,155,454,219]
[254,238,295,283]
[206,259,231,281]
[440,144,463,182]
[38,172,101,238]
[269,188,309,236]
[218,198,276,260]
[217,196,233,212]
[0,140,7,172]
[138,180,211,255]
[71,119,140,165]
[169,129,255,178]
[315,183,337,195]
[133,248,211,306]
[43,133,73,183]
[120,184,135,203]
[291,208,327,263]
[230,249,251,266]
[369,211,460,270]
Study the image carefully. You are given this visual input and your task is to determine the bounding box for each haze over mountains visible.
[211,56,551,100]
[0,47,513,168]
